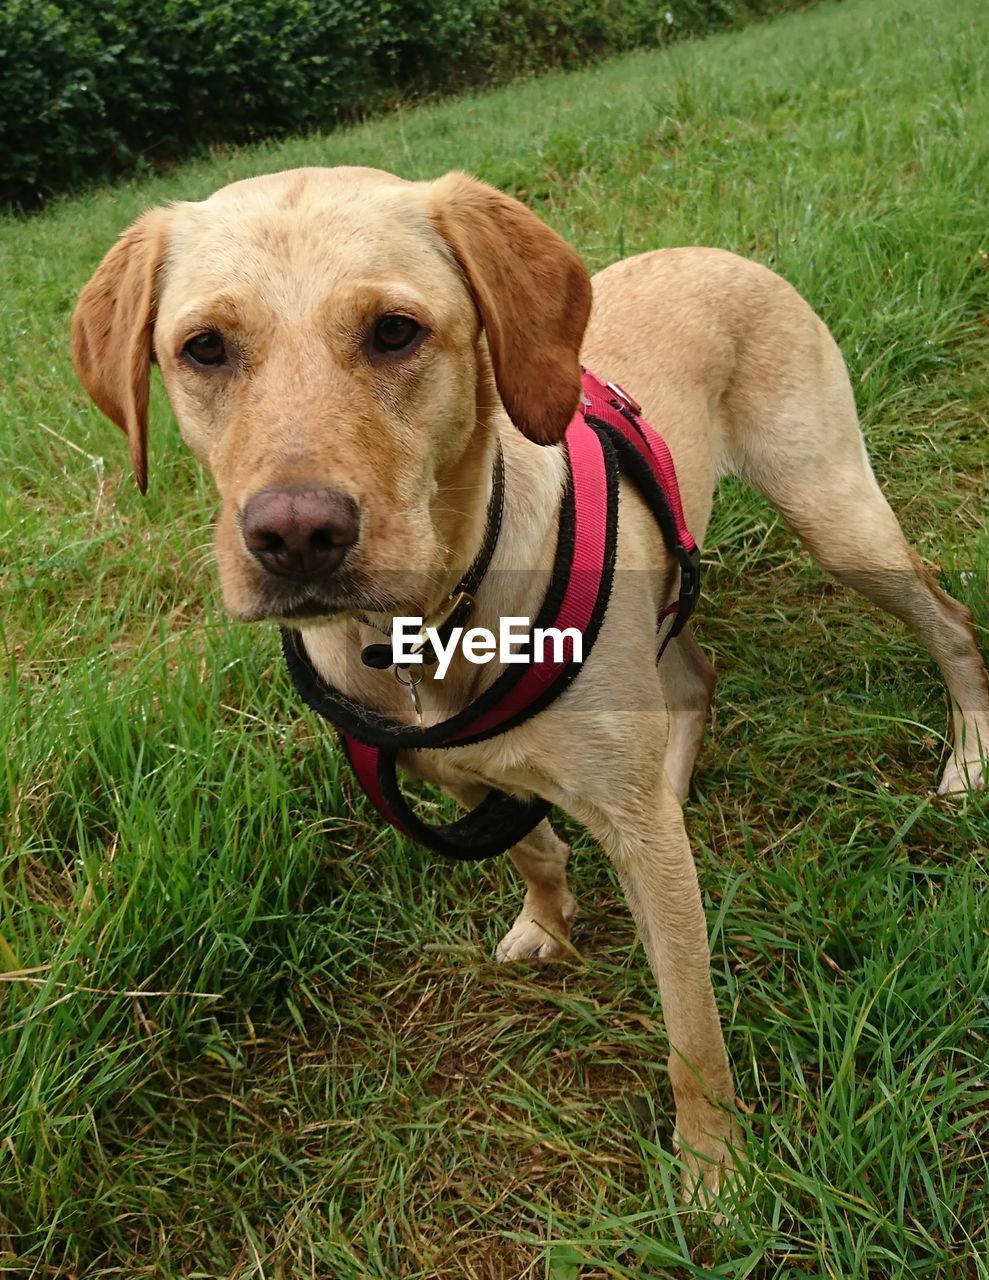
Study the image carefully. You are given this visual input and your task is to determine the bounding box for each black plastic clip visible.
[669,544,701,638]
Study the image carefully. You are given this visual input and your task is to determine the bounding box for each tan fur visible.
[71,167,989,1203]
[428,172,592,443]
[71,208,172,493]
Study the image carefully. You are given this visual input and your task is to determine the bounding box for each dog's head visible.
[71,167,591,623]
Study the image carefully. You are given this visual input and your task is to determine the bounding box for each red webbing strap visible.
[340,733,553,858]
[447,415,609,742]
[340,735,413,839]
[579,369,700,652]
[579,370,696,552]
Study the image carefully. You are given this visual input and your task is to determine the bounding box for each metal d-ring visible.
[394,664,424,721]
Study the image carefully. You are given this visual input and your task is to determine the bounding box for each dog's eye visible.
[183,331,227,367]
[371,314,422,356]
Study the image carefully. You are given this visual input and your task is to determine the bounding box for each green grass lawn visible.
[2,0,987,1273]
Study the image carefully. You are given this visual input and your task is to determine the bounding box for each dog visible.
[71,166,989,1202]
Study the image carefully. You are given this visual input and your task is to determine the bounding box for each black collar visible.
[359,442,505,671]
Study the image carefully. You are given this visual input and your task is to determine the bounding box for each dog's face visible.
[72,167,591,623]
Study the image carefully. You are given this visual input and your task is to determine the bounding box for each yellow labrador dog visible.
[72,167,989,1201]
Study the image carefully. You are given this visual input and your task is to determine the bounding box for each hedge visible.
[0,0,803,207]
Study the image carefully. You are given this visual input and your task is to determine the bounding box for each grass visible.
[1,0,987,1273]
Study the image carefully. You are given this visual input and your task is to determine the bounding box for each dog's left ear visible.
[71,208,173,494]
[428,173,592,444]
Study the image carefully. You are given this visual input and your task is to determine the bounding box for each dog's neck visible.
[299,412,567,727]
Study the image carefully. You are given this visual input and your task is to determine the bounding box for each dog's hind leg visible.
[729,319,989,793]
[660,626,717,804]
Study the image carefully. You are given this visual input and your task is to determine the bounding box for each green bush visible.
[0,0,804,206]
[0,2,115,199]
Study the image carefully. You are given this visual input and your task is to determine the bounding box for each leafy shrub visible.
[0,2,115,198]
[0,0,805,206]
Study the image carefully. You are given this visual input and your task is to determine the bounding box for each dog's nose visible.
[241,487,359,578]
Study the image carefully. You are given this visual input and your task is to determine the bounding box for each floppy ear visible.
[71,209,172,493]
[428,173,592,444]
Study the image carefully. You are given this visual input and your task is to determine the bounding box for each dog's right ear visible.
[71,209,172,494]
[428,173,592,446]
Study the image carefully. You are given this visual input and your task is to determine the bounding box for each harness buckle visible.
[605,380,642,415]
[669,543,701,638]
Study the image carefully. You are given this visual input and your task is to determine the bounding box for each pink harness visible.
[282,370,700,860]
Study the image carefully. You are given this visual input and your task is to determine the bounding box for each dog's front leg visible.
[498,818,577,961]
[569,775,740,1203]
[444,782,577,960]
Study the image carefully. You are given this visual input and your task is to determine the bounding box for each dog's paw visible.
[496,895,577,962]
[937,751,986,795]
[675,1109,744,1221]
